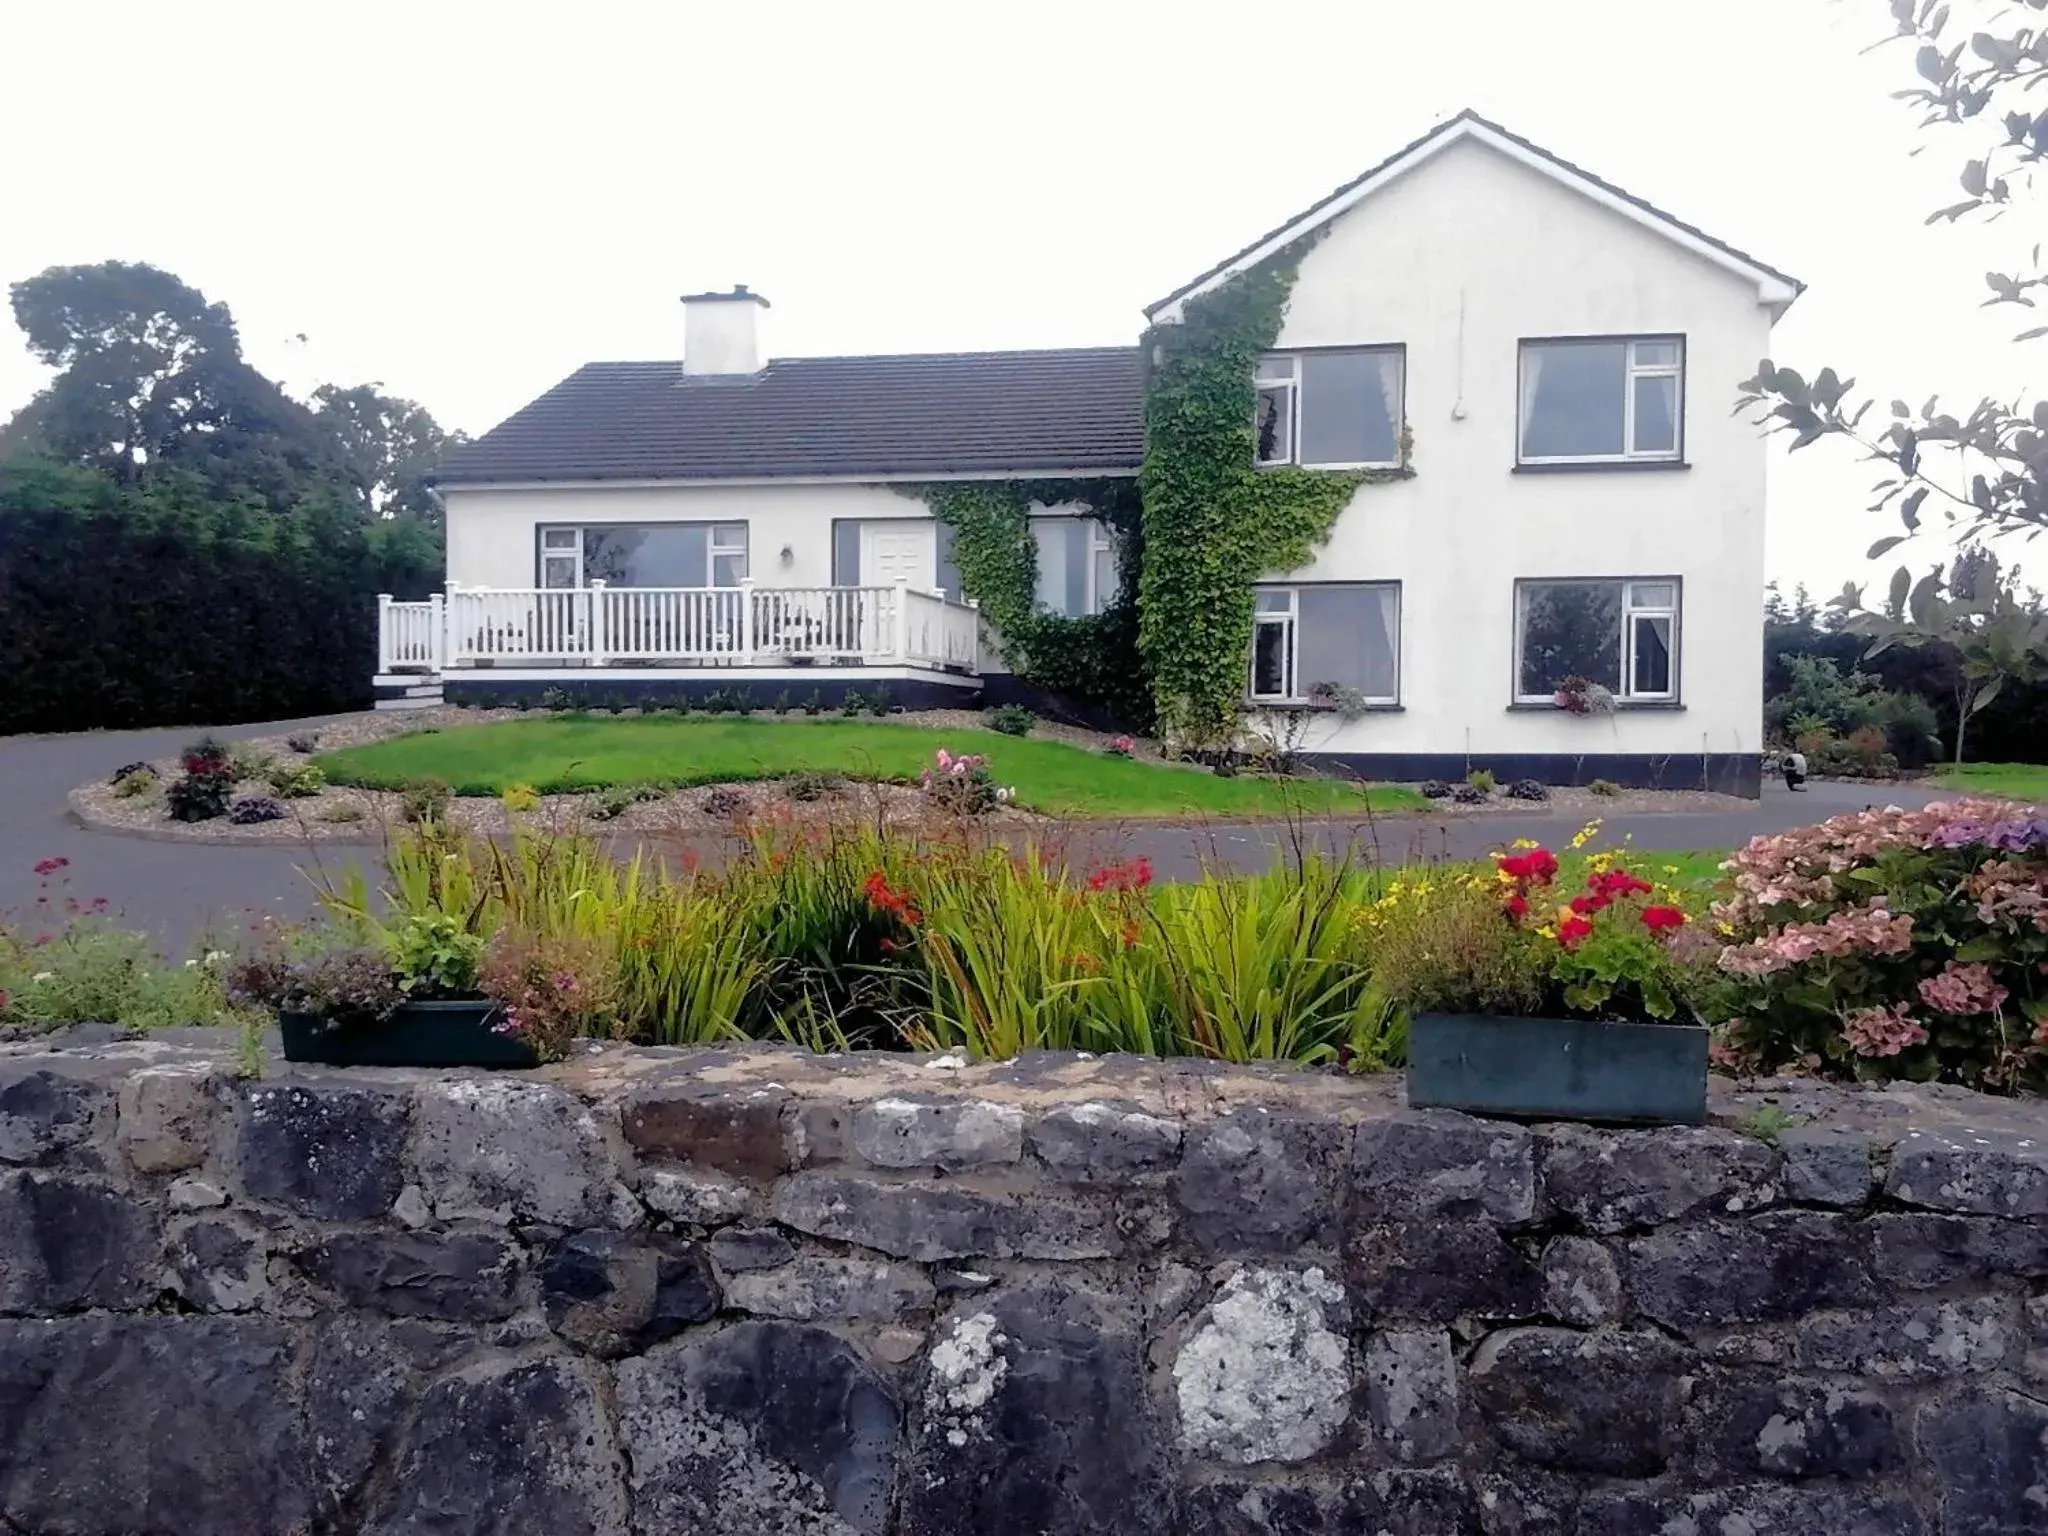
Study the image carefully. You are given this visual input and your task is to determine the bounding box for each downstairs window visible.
[1248,583,1400,704]
[1514,578,1677,702]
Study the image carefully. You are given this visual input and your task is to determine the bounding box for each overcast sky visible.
[2,0,2038,593]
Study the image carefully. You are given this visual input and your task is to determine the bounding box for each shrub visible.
[840,690,866,718]
[1804,729,1899,781]
[227,742,273,782]
[389,912,485,997]
[1588,778,1621,798]
[539,686,575,711]
[802,690,824,716]
[1452,784,1487,805]
[1869,690,1943,768]
[402,779,451,825]
[109,761,157,786]
[920,749,1010,816]
[586,785,658,822]
[867,687,893,717]
[700,786,751,819]
[227,796,286,825]
[784,772,843,803]
[264,760,326,798]
[477,929,622,1062]
[1505,779,1548,802]
[1710,798,2048,1091]
[285,733,320,754]
[985,704,1037,737]
[772,691,793,716]
[1418,780,1454,799]
[114,769,159,799]
[166,770,233,822]
[1466,769,1497,794]
[501,783,542,814]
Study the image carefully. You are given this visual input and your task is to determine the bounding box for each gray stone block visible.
[1468,1327,1693,1476]
[1539,1236,1623,1326]
[1029,1100,1183,1182]
[538,1229,718,1357]
[167,1214,269,1312]
[1538,1123,1778,1233]
[1353,1109,1537,1224]
[1795,1295,2018,1382]
[853,1095,1025,1169]
[1887,1125,2048,1217]
[1349,1217,1543,1324]
[1777,1127,1878,1206]
[234,1081,409,1220]
[366,1356,629,1536]
[0,1170,159,1313]
[618,1320,900,1534]
[1362,1328,1461,1463]
[413,1078,633,1227]
[1623,1210,1877,1328]
[725,1254,936,1321]
[1917,1389,2048,1536]
[0,1064,112,1166]
[294,1229,522,1321]
[1176,1112,1341,1256]
[771,1172,1121,1262]
[621,1080,794,1179]
[1868,1211,2048,1288]
[1173,1266,1351,1465]
[117,1063,227,1175]
[708,1225,796,1273]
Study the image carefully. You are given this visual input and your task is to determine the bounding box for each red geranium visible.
[1589,869,1653,900]
[1641,905,1687,933]
[1504,892,1530,921]
[1569,893,1608,916]
[1496,848,1559,885]
[1557,912,1594,948]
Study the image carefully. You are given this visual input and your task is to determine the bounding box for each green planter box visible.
[1407,1012,1708,1126]
[279,1000,537,1069]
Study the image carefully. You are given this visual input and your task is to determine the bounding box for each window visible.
[1255,349,1404,468]
[1515,579,1678,702]
[1518,338,1683,463]
[1248,583,1400,704]
[536,523,748,588]
[1031,518,1120,615]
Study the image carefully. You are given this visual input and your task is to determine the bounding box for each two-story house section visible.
[393,110,1797,795]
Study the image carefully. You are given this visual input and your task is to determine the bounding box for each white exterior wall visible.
[444,481,933,593]
[1263,137,1773,764]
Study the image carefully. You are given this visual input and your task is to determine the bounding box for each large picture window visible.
[1248,583,1400,704]
[1518,338,1683,464]
[1515,579,1677,702]
[536,523,748,588]
[1255,348,1404,468]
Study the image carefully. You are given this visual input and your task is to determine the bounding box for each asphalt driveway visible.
[0,717,1951,955]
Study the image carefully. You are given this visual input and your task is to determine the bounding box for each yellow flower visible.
[1536,925,1558,940]
[1661,864,1680,876]
[1510,837,1539,850]
[1568,819,1602,850]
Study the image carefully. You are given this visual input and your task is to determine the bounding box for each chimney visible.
[680,285,769,376]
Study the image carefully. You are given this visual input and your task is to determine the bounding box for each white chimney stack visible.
[681,285,769,376]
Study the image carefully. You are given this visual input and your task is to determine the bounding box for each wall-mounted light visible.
[780,545,795,566]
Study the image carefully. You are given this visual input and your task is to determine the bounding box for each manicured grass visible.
[1933,762,2048,802]
[317,715,1428,819]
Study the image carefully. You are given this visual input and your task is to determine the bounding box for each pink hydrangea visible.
[1916,961,2009,1017]
[1718,900,1915,977]
[1842,1003,1929,1058]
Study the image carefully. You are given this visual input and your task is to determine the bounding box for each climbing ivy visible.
[908,477,1151,723]
[1138,246,1410,743]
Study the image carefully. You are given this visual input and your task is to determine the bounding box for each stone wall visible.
[0,1030,2043,1535]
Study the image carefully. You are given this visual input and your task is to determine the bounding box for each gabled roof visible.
[437,347,1144,486]
[1145,109,1803,323]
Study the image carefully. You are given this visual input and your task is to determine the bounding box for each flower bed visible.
[1712,797,2048,1090]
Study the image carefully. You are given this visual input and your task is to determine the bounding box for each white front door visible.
[860,522,935,590]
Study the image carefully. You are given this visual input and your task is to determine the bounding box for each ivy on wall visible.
[910,243,1409,739]
[1139,244,1410,744]
[908,477,1151,723]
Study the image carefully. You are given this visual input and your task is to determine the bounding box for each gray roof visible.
[438,347,1144,485]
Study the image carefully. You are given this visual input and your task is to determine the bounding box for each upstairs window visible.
[1255,348,1404,469]
[1518,338,1683,464]
[1515,578,1678,702]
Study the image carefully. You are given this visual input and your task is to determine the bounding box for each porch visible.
[377,580,982,682]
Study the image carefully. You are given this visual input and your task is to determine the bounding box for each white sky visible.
[1,0,2039,593]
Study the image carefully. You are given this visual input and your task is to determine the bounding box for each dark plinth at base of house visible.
[977,674,1140,733]
[1307,751,1762,798]
[441,672,982,713]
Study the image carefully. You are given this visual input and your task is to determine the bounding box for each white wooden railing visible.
[379,582,981,673]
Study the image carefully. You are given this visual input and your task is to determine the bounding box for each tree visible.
[5,261,342,511]
[1737,0,2048,698]
[311,382,466,525]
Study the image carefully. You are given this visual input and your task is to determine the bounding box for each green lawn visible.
[317,715,1427,819]
[1933,762,2048,802]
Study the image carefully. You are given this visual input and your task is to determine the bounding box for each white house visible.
[382,110,1799,794]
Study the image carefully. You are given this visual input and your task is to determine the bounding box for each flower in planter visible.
[1496,847,1559,886]
[1641,905,1688,934]
[1556,911,1594,948]
[1551,676,1617,715]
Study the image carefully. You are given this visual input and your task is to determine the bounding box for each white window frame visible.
[1517,337,1684,466]
[536,522,749,588]
[1254,349,1404,470]
[1086,521,1118,613]
[1512,577,1679,703]
[1246,583,1401,706]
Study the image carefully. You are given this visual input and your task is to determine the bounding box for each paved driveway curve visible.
[0,718,1951,955]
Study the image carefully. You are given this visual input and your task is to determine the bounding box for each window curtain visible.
[1518,348,1546,446]
[1376,356,1402,454]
